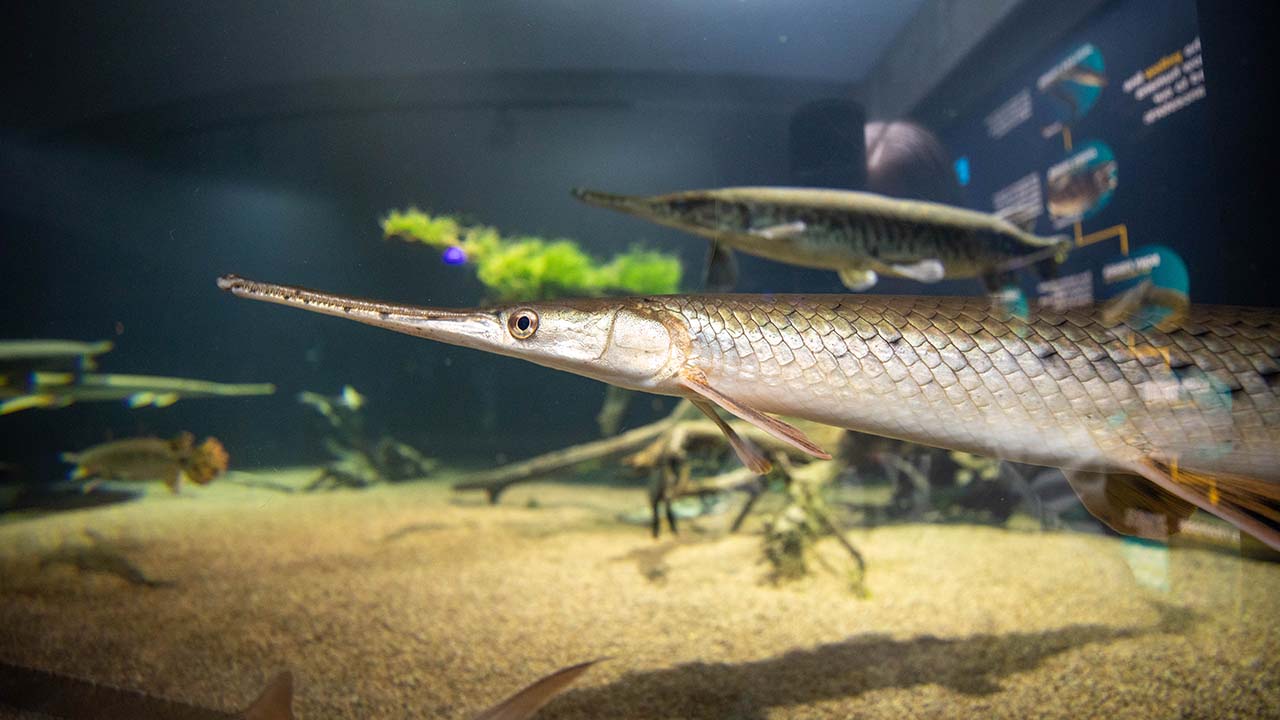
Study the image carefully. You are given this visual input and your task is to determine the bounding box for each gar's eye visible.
[507,309,539,339]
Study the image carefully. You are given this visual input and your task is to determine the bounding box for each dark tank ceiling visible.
[2,0,927,134]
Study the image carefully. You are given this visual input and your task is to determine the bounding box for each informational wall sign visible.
[942,0,1209,311]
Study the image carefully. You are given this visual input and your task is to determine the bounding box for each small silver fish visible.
[573,187,1070,292]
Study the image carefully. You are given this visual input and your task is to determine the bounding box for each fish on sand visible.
[63,432,229,492]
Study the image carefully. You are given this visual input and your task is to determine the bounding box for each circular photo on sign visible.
[1039,43,1107,124]
[1099,244,1189,331]
[1098,244,1231,423]
[1047,140,1118,222]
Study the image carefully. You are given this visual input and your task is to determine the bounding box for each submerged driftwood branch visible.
[452,401,697,503]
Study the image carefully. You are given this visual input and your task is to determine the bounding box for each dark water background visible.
[2,1,1276,486]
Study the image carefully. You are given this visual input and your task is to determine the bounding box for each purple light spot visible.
[442,246,466,265]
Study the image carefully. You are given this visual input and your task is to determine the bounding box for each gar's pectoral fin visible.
[748,220,806,240]
[679,373,832,469]
[1063,469,1194,541]
[889,259,946,283]
[688,398,773,474]
[837,268,878,292]
[703,241,739,293]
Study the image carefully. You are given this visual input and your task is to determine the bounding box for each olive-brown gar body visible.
[217,275,1280,549]
[63,432,229,491]
[573,187,1071,291]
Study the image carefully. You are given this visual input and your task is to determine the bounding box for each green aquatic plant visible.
[596,250,683,295]
[381,207,682,301]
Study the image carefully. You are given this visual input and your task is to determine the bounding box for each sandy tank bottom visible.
[1,469,1278,719]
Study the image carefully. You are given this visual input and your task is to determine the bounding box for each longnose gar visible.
[572,187,1071,292]
[217,275,1280,550]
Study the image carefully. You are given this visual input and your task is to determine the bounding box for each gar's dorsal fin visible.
[688,398,773,474]
[703,241,739,292]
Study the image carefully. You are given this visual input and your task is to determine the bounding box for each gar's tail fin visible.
[185,437,230,485]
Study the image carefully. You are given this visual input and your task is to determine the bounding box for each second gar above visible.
[573,186,1071,292]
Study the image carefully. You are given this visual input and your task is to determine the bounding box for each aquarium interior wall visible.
[2,0,1277,479]
[3,1,1280,718]
[1,2,931,477]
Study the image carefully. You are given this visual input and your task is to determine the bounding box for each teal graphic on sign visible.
[1039,43,1107,124]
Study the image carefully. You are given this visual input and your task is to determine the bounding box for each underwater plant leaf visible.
[537,239,595,292]
[595,249,683,295]
[476,238,598,301]
[381,207,462,247]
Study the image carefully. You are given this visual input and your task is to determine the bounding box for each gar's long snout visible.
[216,275,502,352]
